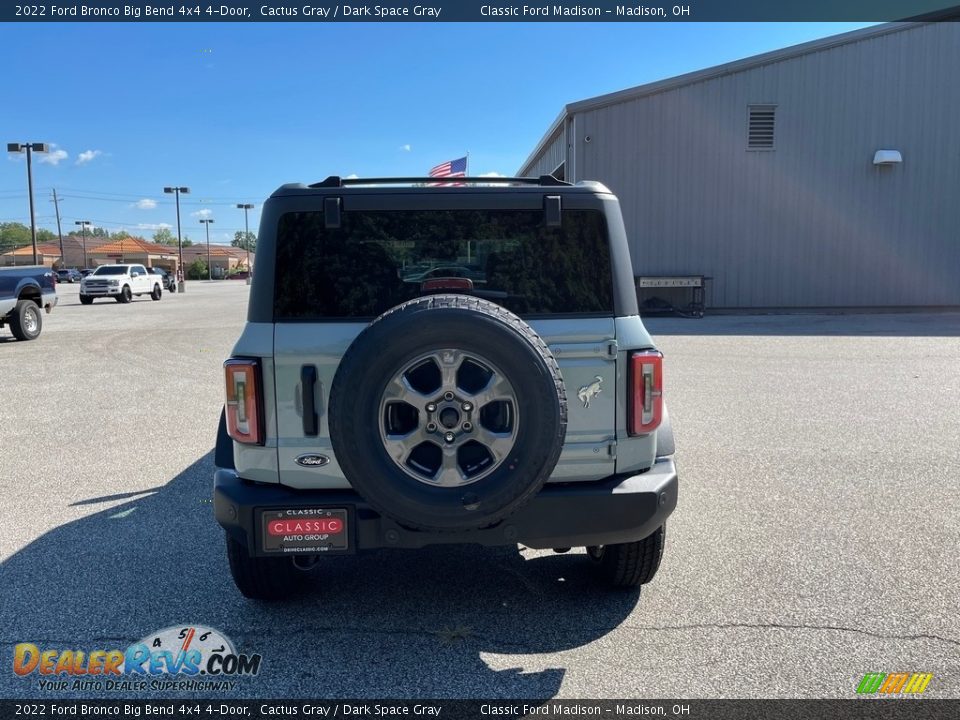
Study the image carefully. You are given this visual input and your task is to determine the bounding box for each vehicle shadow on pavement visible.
[1,452,640,700]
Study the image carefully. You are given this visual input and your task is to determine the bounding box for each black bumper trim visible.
[214,459,678,556]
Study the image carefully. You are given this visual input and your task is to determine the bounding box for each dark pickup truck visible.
[0,266,58,341]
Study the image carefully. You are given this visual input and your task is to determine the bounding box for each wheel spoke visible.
[382,429,426,466]
[382,376,429,411]
[433,350,465,392]
[469,374,513,409]
[475,426,515,463]
[433,447,465,487]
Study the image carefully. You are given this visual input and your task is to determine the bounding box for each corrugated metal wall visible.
[525,127,567,178]
[565,22,960,308]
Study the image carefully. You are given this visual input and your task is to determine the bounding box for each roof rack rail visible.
[309,175,571,188]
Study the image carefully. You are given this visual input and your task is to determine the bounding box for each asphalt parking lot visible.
[1,282,958,699]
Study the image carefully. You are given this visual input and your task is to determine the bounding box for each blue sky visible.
[1,21,872,245]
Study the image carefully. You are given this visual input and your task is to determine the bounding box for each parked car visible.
[148,267,174,291]
[227,270,250,280]
[56,268,83,283]
[214,175,677,600]
[0,266,59,340]
[80,269,95,277]
[79,264,163,304]
[402,265,486,284]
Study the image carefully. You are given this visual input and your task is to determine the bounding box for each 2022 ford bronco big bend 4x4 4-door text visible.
[214,175,678,600]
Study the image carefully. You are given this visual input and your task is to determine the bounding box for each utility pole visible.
[51,189,64,267]
[75,220,91,269]
[199,218,214,280]
[236,203,254,285]
[164,186,190,292]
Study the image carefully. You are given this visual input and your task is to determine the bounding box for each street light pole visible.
[237,203,254,285]
[199,218,214,281]
[7,142,50,265]
[164,186,190,293]
[74,221,91,269]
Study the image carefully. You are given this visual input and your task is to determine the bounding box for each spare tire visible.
[329,295,567,532]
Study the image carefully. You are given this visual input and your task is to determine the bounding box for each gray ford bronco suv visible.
[213,175,678,600]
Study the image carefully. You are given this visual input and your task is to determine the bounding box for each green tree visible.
[112,229,132,240]
[153,228,176,245]
[0,222,31,253]
[186,258,208,280]
[232,231,256,253]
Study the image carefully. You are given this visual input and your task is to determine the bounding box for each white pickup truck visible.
[79,264,163,304]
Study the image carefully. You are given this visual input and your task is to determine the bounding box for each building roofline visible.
[518,20,931,175]
[518,111,567,177]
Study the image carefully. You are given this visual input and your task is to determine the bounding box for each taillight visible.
[224,358,264,445]
[628,350,663,435]
[421,277,474,293]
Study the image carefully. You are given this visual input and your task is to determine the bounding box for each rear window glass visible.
[273,209,613,320]
[94,266,129,275]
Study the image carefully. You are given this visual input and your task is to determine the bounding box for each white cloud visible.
[399,144,412,152]
[135,199,157,210]
[477,171,506,186]
[39,144,69,166]
[345,173,359,179]
[136,223,172,231]
[190,208,213,218]
[76,149,102,165]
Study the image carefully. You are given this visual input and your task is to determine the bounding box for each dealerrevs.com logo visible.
[13,625,261,692]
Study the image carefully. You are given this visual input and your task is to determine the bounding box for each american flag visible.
[428,156,467,185]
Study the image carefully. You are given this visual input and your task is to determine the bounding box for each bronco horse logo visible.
[577,376,603,408]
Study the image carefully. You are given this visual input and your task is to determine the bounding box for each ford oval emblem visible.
[296,454,330,468]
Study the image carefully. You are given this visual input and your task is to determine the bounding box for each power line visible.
[38,185,262,204]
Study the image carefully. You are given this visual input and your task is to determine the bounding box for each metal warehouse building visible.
[519,21,960,309]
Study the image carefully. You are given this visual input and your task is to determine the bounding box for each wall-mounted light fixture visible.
[873,150,902,166]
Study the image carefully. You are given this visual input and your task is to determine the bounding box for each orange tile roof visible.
[91,237,175,255]
[1,243,63,257]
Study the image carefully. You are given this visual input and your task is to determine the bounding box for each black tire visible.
[79,295,94,305]
[10,300,42,341]
[329,294,567,532]
[225,533,308,600]
[588,524,666,589]
[150,284,162,301]
[119,285,132,303]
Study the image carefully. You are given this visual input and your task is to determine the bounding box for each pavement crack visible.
[618,621,960,648]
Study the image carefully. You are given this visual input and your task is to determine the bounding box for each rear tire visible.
[588,524,666,589]
[150,284,162,301]
[79,295,94,305]
[10,300,42,341]
[225,533,310,601]
[119,285,132,303]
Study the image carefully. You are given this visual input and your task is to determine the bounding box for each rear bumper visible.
[214,459,678,556]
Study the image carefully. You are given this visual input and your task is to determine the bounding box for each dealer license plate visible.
[260,508,350,554]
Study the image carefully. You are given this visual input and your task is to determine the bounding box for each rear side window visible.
[273,208,613,320]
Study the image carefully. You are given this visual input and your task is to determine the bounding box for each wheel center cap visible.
[439,407,460,429]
